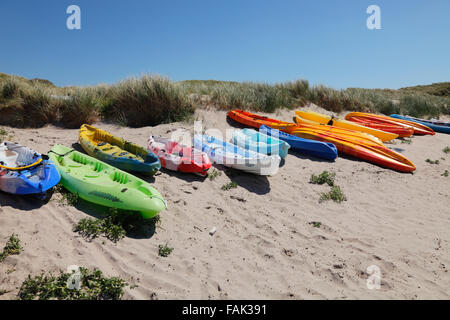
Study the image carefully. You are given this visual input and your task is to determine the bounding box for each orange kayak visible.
[287,127,416,172]
[228,110,416,172]
[345,112,434,136]
[347,117,414,137]
[229,110,383,146]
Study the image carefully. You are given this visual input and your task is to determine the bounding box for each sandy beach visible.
[1,105,449,300]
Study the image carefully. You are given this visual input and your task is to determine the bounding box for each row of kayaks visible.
[0,109,447,219]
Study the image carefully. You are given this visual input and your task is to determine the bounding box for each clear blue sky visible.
[0,0,449,89]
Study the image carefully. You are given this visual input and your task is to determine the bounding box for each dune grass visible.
[1,73,448,128]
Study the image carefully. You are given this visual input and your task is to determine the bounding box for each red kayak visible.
[347,117,414,137]
[148,136,212,176]
[345,112,434,136]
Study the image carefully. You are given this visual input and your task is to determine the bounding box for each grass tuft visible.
[221,181,238,191]
[320,186,347,203]
[425,159,440,165]
[310,171,336,186]
[208,169,222,181]
[443,147,450,154]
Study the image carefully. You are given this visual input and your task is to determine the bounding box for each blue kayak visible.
[259,125,338,161]
[390,114,450,134]
[0,142,61,197]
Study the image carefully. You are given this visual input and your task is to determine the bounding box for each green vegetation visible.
[0,234,22,262]
[399,138,412,144]
[443,146,450,154]
[399,82,450,97]
[425,159,440,165]
[74,208,161,243]
[1,73,448,128]
[158,244,174,257]
[442,170,449,177]
[320,185,347,203]
[208,169,222,181]
[0,128,7,142]
[310,171,336,186]
[54,184,79,206]
[309,221,321,228]
[18,267,128,300]
[221,181,238,191]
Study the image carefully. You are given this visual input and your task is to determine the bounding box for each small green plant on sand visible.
[17,267,128,300]
[309,221,321,228]
[442,170,449,177]
[208,169,222,181]
[74,208,160,243]
[425,159,440,165]
[54,184,78,206]
[443,146,450,154]
[399,138,412,144]
[310,171,335,186]
[221,181,238,191]
[0,128,7,143]
[0,289,10,296]
[158,244,173,257]
[320,186,347,203]
[0,234,22,262]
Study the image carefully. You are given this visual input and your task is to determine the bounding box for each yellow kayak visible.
[295,110,398,142]
[294,115,384,146]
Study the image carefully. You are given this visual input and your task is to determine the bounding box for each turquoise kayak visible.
[231,128,290,158]
[390,114,450,134]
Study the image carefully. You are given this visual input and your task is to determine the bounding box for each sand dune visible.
[1,106,449,299]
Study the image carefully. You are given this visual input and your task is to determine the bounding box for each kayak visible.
[79,124,161,175]
[294,115,383,145]
[231,128,290,159]
[48,144,166,219]
[295,110,398,142]
[193,134,281,175]
[390,114,450,134]
[286,127,416,173]
[0,142,60,197]
[228,109,297,131]
[259,125,338,161]
[147,136,212,176]
[347,117,414,137]
[345,112,435,136]
[228,109,383,146]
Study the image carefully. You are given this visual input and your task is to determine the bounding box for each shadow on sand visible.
[0,192,50,211]
[220,165,271,195]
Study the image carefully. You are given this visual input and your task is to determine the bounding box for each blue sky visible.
[0,0,449,89]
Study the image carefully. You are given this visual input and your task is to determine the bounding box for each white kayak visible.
[193,134,281,176]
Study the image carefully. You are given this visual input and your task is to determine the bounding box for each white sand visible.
[1,106,449,299]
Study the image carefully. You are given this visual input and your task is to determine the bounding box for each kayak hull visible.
[49,144,166,219]
[295,110,398,141]
[0,142,61,195]
[259,125,338,161]
[232,128,290,159]
[345,112,435,136]
[148,136,212,176]
[194,134,281,176]
[390,114,450,134]
[79,124,161,175]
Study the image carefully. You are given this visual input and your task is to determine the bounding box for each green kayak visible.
[49,144,166,219]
